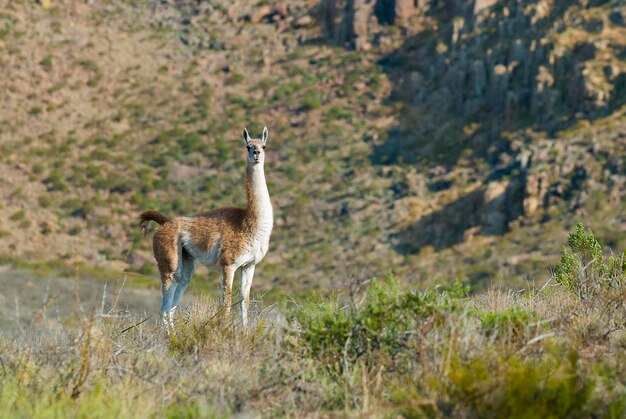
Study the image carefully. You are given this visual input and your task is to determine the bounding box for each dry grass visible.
[0,225,624,416]
[1,268,624,417]
[0,292,291,417]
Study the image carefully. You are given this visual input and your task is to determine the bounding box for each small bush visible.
[272,81,299,102]
[553,223,625,299]
[162,399,221,418]
[324,105,354,120]
[446,350,597,418]
[45,169,67,191]
[38,195,52,208]
[213,136,231,165]
[40,222,52,235]
[552,223,626,345]
[179,131,202,154]
[301,91,322,111]
[39,55,53,72]
[296,275,467,373]
[68,225,82,236]
[225,72,244,86]
[29,106,42,116]
[32,163,45,174]
[480,307,539,344]
[9,210,25,221]
[61,197,82,211]
[169,196,191,213]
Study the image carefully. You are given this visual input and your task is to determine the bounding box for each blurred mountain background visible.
[0,0,624,297]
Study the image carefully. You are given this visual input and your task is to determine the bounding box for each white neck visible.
[246,162,273,226]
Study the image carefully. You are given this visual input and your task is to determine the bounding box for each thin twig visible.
[117,315,152,337]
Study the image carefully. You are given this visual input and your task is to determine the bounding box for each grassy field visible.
[1,224,624,417]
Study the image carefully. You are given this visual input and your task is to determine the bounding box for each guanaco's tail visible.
[139,210,171,237]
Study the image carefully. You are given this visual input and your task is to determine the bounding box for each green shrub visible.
[480,307,539,344]
[179,131,202,154]
[29,106,42,116]
[297,275,467,373]
[68,225,82,236]
[552,224,626,344]
[39,55,53,72]
[324,105,354,120]
[78,59,98,72]
[225,72,244,86]
[32,163,45,174]
[94,172,133,194]
[301,91,322,111]
[169,197,191,213]
[90,148,112,161]
[272,81,299,102]
[45,169,67,191]
[0,374,112,418]
[9,210,25,221]
[61,197,81,211]
[446,350,597,418]
[254,78,273,94]
[162,399,222,419]
[213,136,231,165]
[553,223,625,299]
[40,222,52,235]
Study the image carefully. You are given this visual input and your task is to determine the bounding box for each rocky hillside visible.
[0,0,624,294]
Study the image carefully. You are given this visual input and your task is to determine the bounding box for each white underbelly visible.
[181,227,271,270]
[182,237,221,270]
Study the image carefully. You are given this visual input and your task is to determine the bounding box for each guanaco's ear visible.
[261,126,269,145]
[243,128,251,145]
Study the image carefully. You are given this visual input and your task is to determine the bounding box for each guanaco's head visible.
[243,127,268,165]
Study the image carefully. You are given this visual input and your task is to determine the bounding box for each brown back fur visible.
[183,207,258,266]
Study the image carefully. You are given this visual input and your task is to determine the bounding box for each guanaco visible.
[139,127,273,327]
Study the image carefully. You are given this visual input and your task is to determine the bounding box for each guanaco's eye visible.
[262,146,266,149]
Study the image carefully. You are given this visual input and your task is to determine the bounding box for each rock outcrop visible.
[318,0,409,50]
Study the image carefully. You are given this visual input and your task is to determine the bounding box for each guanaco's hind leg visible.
[171,254,197,312]
[160,272,178,326]
[153,224,180,327]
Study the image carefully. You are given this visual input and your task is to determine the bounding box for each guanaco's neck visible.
[245,162,273,226]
